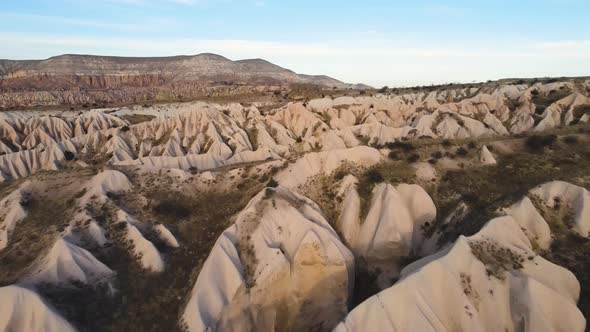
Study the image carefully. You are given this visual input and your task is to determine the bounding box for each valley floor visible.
[1,79,589,331]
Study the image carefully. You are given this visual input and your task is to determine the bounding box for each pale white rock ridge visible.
[479,145,497,165]
[529,181,590,236]
[335,175,361,249]
[24,238,114,285]
[0,285,76,332]
[0,181,32,250]
[333,182,437,287]
[69,170,167,272]
[154,223,180,248]
[1,81,589,181]
[334,215,586,332]
[275,146,382,188]
[182,186,354,332]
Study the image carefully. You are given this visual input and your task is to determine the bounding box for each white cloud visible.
[0,33,588,86]
[1,34,588,61]
[532,40,590,49]
[0,12,160,31]
[0,36,512,57]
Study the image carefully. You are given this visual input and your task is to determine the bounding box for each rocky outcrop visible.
[68,170,172,272]
[479,145,497,165]
[1,79,589,182]
[0,286,76,332]
[334,180,590,332]
[0,181,32,249]
[23,239,114,285]
[335,181,437,286]
[529,181,590,236]
[182,186,354,332]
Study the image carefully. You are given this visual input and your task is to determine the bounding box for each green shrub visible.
[267,178,279,188]
[456,147,468,156]
[333,169,347,181]
[366,169,384,184]
[431,151,443,159]
[152,199,191,219]
[563,136,579,145]
[525,135,557,152]
[64,151,75,161]
[407,154,420,163]
[573,104,590,121]
[384,141,415,151]
[388,151,401,160]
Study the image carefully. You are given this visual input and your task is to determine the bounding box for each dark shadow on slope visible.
[0,195,71,286]
[428,134,590,246]
[39,186,260,332]
[544,233,590,326]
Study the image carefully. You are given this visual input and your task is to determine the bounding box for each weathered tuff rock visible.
[1,79,589,182]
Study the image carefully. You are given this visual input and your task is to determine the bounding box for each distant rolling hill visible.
[0,53,351,107]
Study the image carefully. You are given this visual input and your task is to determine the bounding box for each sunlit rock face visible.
[334,181,590,332]
[1,79,588,183]
[182,186,354,332]
[0,286,76,332]
[0,77,589,332]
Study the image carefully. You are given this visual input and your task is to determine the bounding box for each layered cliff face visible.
[0,54,349,107]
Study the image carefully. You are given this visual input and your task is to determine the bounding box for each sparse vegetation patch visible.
[469,238,526,280]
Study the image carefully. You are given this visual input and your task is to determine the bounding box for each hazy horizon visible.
[2,0,589,87]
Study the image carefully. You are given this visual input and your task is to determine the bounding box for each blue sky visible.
[1,0,589,87]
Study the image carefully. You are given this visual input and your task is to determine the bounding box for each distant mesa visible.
[0,53,355,108]
[350,83,374,90]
